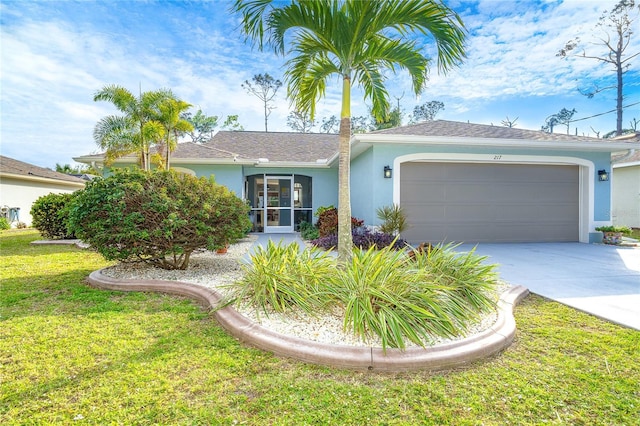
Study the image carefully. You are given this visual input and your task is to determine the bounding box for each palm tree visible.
[232,0,466,262]
[153,97,193,170]
[93,85,173,170]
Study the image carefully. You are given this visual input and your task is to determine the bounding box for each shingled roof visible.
[75,120,638,166]
[371,119,602,141]
[0,156,86,185]
[74,134,339,165]
[205,131,339,162]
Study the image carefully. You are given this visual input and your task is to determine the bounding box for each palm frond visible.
[231,0,279,51]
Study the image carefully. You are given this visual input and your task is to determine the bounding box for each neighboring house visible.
[0,156,87,227]
[74,120,640,244]
[612,132,640,228]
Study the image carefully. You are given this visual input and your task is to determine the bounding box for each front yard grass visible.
[2,229,639,425]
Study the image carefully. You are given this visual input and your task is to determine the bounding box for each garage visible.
[400,162,580,243]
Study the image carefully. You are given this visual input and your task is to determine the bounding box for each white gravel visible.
[101,236,506,348]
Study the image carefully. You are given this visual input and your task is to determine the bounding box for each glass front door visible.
[264,176,293,233]
[246,174,311,233]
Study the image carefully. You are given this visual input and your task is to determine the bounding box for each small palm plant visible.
[376,204,408,236]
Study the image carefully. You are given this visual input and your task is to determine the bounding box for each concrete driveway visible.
[460,243,640,330]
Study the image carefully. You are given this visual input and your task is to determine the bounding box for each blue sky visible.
[1,0,639,169]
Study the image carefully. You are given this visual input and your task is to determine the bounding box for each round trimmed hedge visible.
[67,169,251,270]
[30,192,77,239]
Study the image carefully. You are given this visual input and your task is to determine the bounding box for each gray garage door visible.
[400,162,579,243]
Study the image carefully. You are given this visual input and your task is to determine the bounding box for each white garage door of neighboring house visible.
[400,162,580,244]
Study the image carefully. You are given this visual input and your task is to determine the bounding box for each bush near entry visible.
[67,169,251,270]
[316,206,364,237]
[30,192,77,239]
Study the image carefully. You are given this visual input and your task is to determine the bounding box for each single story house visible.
[612,132,640,228]
[0,155,87,226]
[74,120,640,244]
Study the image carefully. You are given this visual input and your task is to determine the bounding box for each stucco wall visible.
[0,177,83,226]
[612,165,640,228]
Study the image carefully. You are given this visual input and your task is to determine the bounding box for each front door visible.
[264,176,294,233]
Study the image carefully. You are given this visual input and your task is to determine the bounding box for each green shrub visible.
[299,221,319,240]
[595,225,632,235]
[0,217,10,230]
[30,192,77,239]
[316,207,364,237]
[67,169,251,270]
[227,240,335,316]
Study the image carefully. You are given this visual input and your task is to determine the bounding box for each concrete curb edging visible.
[88,269,529,372]
[31,239,90,249]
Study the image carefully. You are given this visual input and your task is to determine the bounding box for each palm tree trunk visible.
[337,76,353,264]
[166,134,171,170]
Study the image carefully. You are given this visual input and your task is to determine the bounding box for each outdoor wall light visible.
[598,169,609,182]
[383,165,392,179]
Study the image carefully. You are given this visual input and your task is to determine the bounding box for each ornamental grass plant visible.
[227,241,336,317]
[227,241,499,350]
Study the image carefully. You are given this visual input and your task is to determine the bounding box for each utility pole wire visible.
[568,101,640,123]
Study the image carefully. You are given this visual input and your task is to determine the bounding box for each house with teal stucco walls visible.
[75,120,640,245]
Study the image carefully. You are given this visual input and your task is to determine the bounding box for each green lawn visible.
[2,229,639,425]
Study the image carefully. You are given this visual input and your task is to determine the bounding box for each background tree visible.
[93,85,174,171]
[182,109,219,143]
[287,110,315,132]
[557,0,639,136]
[233,0,466,262]
[370,107,402,130]
[542,108,577,134]
[321,114,373,133]
[55,163,83,174]
[242,73,283,132]
[352,115,374,133]
[319,115,339,133]
[221,114,244,131]
[55,163,100,175]
[603,117,639,138]
[501,116,518,128]
[409,100,445,123]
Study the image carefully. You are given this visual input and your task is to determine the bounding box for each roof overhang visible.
[350,134,640,157]
[0,172,86,188]
[74,155,333,169]
[251,160,331,168]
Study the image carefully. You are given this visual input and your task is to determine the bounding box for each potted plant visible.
[595,225,632,245]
